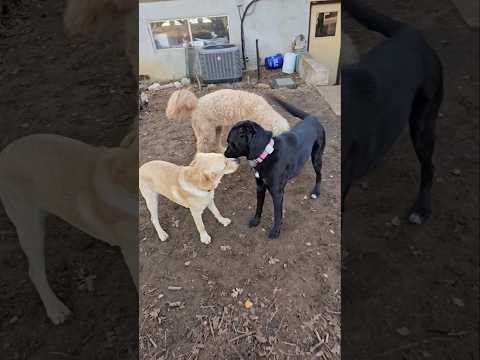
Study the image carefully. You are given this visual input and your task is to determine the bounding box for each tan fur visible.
[0,128,138,325]
[2,0,140,326]
[165,89,291,152]
[64,0,137,77]
[139,153,239,245]
[166,89,199,120]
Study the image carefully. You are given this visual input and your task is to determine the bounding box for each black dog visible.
[342,0,443,224]
[224,101,325,239]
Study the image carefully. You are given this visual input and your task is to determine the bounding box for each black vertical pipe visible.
[240,0,260,70]
[256,39,260,80]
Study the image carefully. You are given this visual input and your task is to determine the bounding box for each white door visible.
[308,1,341,85]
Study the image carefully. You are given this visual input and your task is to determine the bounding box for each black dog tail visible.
[343,0,404,37]
[268,95,311,120]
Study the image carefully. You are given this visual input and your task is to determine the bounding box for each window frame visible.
[314,11,338,38]
[147,14,231,52]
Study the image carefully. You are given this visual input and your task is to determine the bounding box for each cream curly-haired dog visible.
[166,89,290,152]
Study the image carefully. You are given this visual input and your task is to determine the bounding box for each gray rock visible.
[271,77,296,89]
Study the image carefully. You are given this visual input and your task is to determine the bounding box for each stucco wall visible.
[139,0,239,81]
[241,0,310,68]
[139,0,311,81]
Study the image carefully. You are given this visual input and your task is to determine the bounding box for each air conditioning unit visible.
[193,44,242,84]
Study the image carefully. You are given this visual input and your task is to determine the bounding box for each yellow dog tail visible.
[165,89,199,120]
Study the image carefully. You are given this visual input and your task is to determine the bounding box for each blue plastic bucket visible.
[265,53,284,70]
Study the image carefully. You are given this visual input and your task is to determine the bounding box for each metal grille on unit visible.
[196,44,242,83]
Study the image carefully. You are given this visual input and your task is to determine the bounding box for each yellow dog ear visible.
[199,170,217,191]
[184,166,217,191]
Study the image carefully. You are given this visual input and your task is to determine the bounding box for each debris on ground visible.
[396,327,411,336]
[450,168,462,176]
[231,288,244,298]
[391,216,401,226]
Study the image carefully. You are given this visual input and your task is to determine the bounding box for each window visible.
[150,19,189,49]
[315,11,337,37]
[150,15,230,50]
[190,16,229,43]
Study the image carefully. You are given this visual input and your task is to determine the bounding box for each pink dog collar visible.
[249,139,274,167]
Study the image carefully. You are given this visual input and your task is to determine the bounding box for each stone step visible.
[316,85,341,116]
[298,53,330,86]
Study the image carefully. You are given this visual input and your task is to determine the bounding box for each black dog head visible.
[224,120,272,160]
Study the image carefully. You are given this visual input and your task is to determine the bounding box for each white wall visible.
[139,0,240,81]
[240,0,310,69]
[139,0,311,80]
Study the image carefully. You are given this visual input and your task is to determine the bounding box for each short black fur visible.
[342,0,443,224]
[225,104,326,239]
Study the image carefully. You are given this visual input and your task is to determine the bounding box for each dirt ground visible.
[0,1,137,359]
[139,78,341,359]
[342,0,479,359]
[1,0,477,359]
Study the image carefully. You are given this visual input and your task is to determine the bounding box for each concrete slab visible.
[298,54,330,86]
[271,77,297,89]
[315,85,341,116]
[451,0,479,28]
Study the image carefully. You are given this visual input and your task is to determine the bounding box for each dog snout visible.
[225,157,240,173]
[226,157,240,166]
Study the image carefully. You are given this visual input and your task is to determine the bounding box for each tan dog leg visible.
[119,226,138,289]
[215,127,227,153]
[196,136,213,153]
[208,196,231,227]
[1,195,71,324]
[190,208,211,244]
[193,123,217,153]
[139,179,168,241]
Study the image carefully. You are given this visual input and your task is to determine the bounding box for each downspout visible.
[240,0,261,70]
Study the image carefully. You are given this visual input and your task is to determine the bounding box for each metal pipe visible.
[256,39,260,80]
[240,0,260,70]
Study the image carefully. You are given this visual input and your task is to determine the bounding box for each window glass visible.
[150,16,230,49]
[150,19,189,49]
[189,16,229,46]
[315,11,337,37]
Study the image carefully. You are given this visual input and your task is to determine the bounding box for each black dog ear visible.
[238,121,257,138]
[245,121,272,160]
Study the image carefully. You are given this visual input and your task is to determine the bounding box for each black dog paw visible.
[248,217,261,227]
[268,227,280,239]
[310,185,320,199]
[408,208,431,225]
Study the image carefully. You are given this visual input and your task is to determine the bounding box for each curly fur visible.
[166,89,290,152]
[166,89,199,120]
